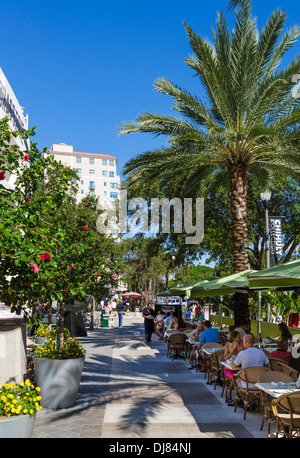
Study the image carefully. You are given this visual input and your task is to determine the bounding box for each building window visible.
[90,190,95,197]
[81,180,84,185]
[89,158,94,164]
[102,159,107,166]
[110,192,118,199]
[110,182,118,189]
[102,171,108,177]
[76,168,82,175]
[89,181,95,189]
[109,171,114,178]
[104,181,107,186]
[109,159,114,166]
[76,157,81,163]
[89,169,95,174]
[81,190,84,194]
[104,191,107,196]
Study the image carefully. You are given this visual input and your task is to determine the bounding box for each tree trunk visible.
[229,164,250,327]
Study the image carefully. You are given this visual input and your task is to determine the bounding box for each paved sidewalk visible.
[31,313,272,439]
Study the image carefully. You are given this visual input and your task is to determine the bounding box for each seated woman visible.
[223,330,243,404]
[168,316,179,330]
[188,323,204,369]
[154,311,165,337]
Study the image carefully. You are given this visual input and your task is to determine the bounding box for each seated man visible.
[196,320,219,370]
[231,334,270,392]
[270,336,290,363]
[232,334,270,370]
[198,320,219,347]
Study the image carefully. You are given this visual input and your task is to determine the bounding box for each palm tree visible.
[118,1,300,325]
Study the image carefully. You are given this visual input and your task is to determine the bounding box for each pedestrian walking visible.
[117,302,125,327]
[142,303,154,342]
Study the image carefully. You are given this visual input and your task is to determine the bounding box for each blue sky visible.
[1,0,299,180]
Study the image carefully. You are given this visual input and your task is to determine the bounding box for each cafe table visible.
[221,360,241,371]
[255,382,300,398]
[203,347,223,355]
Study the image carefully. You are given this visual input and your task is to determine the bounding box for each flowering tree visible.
[0,118,120,352]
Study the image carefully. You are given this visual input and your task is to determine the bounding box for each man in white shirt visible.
[232,334,270,370]
[231,334,270,393]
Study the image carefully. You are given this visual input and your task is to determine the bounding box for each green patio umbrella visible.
[186,270,256,298]
[169,277,218,297]
[247,259,300,290]
[183,270,256,328]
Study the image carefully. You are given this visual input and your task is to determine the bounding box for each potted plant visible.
[0,379,42,438]
[34,333,86,409]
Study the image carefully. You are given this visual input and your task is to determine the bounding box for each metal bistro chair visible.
[232,366,270,420]
[167,332,187,361]
[276,361,299,381]
[197,342,223,378]
[207,349,225,390]
[272,392,300,438]
[257,370,294,437]
[269,357,287,371]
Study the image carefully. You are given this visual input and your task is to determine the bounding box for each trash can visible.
[102,314,109,328]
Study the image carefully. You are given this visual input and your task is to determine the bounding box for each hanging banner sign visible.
[269,216,284,267]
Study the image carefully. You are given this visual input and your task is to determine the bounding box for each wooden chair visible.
[276,360,299,380]
[196,342,223,376]
[207,349,225,390]
[257,370,294,437]
[166,332,187,360]
[232,366,270,420]
[269,357,286,371]
[218,332,229,345]
[272,392,300,438]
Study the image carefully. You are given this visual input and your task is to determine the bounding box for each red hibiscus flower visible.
[29,262,39,273]
[24,153,30,162]
[83,226,88,231]
[70,264,75,268]
[39,252,51,260]
[96,272,100,277]
[0,172,5,180]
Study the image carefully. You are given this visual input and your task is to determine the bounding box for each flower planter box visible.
[0,414,35,438]
[34,356,85,409]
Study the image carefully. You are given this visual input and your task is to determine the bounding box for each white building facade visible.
[0,67,29,191]
[48,143,121,236]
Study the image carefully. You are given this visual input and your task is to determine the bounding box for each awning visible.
[186,270,256,298]
[247,259,300,290]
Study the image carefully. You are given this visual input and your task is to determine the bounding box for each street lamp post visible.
[260,189,272,325]
[260,189,272,269]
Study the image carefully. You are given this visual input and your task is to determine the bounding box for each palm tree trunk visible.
[229,164,250,327]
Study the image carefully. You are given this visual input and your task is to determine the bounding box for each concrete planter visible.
[0,414,35,438]
[35,356,85,409]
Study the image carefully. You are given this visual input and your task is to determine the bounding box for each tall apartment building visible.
[0,67,29,191]
[47,143,121,236]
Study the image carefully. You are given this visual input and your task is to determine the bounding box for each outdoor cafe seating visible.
[166,332,188,361]
[232,366,270,420]
[257,370,294,437]
[271,392,300,438]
